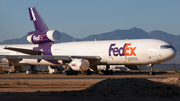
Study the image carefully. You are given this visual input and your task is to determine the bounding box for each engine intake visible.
[27,30,60,44]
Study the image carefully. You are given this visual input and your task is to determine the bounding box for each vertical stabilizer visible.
[28,7,48,33]
[27,7,60,45]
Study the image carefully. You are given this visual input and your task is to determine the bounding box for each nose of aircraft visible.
[165,46,177,61]
[159,44,177,63]
[171,47,177,58]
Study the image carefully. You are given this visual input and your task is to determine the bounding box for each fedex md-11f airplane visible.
[0,8,177,75]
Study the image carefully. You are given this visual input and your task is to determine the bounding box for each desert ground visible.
[0,72,180,101]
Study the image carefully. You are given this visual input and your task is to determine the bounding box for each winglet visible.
[28,7,48,34]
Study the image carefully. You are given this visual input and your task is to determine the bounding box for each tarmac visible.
[0,73,180,101]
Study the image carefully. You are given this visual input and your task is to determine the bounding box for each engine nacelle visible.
[69,59,90,71]
[27,30,60,44]
[125,65,145,70]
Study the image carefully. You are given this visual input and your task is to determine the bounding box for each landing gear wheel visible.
[84,69,91,75]
[66,70,78,75]
[105,70,109,75]
[109,70,113,75]
[101,70,113,75]
[69,70,74,75]
[149,71,155,75]
[65,70,70,75]
[101,70,105,75]
[101,65,114,75]
[74,71,78,75]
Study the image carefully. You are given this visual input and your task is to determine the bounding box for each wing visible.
[2,47,101,63]
[0,55,70,61]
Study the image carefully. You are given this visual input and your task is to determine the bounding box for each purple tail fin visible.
[27,7,61,45]
[28,7,48,34]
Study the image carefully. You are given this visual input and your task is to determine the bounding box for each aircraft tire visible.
[74,71,78,75]
[101,70,105,75]
[105,70,109,75]
[109,70,113,75]
[65,70,70,75]
[69,70,74,75]
[87,70,91,75]
[84,69,91,75]
[149,71,155,75]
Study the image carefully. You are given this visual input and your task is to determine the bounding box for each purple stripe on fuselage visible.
[33,43,61,65]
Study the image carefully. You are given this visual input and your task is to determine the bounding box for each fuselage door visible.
[147,45,158,63]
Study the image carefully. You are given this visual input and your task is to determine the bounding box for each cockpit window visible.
[160,45,173,49]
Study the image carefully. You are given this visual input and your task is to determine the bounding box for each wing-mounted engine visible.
[69,59,90,71]
[27,30,60,44]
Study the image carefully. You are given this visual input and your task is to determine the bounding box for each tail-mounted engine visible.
[27,30,61,44]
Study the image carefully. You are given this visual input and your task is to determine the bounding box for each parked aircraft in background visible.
[0,8,177,75]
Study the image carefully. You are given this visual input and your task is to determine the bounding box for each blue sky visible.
[0,0,180,42]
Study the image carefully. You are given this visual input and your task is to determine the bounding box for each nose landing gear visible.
[149,64,155,75]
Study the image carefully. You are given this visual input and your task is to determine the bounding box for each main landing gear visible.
[65,68,78,75]
[100,65,113,75]
[84,69,92,75]
[65,68,92,75]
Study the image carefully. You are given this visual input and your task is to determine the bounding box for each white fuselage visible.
[0,39,177,66]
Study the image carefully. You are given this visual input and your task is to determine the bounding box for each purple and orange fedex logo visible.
[33,35,43,41]
[109,43,136,57]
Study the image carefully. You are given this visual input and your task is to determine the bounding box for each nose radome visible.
[167,48,177,60]
[172,48,177,58]
[161,47,177,63]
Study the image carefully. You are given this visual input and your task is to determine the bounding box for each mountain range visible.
[0,27,179,64]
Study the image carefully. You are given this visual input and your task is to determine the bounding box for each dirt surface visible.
[0,73,180,101]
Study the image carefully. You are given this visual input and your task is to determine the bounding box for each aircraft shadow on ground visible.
[112,71,169,75]
[1,78,180,101]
